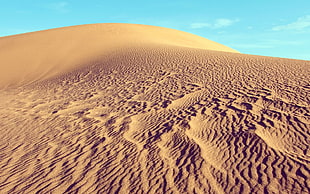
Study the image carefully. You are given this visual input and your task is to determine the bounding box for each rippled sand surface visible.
[0,24,309,193]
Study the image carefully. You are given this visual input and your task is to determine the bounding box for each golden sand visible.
[0,24,309,193]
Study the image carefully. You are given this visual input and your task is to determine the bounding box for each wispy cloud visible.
[190,23,210,29]
[190,18,239,29]
[272,15,310,31]
[232,39,303,49]
[48,1,69,13]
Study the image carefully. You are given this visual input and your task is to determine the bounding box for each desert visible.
[0,23,309,193]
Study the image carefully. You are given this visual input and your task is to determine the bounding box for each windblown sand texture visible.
[0,23,309,193]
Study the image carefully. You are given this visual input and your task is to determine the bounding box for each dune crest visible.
[0,23,238,88]
[0,24,309,193]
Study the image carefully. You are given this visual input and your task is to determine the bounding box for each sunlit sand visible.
[0,24,309,193]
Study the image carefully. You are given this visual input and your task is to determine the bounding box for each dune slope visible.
[0,24,309,193]
[0,23,238,89]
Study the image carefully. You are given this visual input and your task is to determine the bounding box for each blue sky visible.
[1,0,310,60]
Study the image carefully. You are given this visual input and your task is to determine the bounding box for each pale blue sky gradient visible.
[1,0,310,60]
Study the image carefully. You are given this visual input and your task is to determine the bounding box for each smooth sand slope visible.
[0,23,238,89]
[0,24,309,193]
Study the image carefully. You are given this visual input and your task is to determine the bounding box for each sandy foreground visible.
[0,24,309,193]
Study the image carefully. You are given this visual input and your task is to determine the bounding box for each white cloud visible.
[214,19,239,28]
[190,18,239,29]
[272,15,310,31]
[232,40,303,49]
[190,23,211,29]
[48,2,69,13]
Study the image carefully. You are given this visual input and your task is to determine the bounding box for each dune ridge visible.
[0,24,309,193]
[0,23,238,89]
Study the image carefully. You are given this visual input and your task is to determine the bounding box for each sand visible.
[0,23,309,193]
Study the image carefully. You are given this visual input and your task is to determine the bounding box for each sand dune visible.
[0,24,309,193]
[0,23,238,89]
